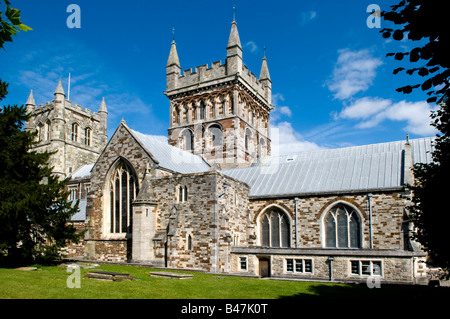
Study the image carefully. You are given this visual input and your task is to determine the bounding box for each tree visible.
[0,1,81,266]
[0,106,83,265]
[380,0,449,104]
[381,0,450,275]
[408,102,450,276]
[0,0,32,50]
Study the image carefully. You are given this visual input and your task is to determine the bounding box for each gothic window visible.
[200,101,206,120]
[183,103,189,123]
[69,186,78,201]
[324,204,361,248]
[85,128,91,146]
[71,123,78,142]
[109,161,139,234]
[245,128,252,151]
[209,124,223,147]
[45,120,51,141]
[229,94,234,114]
[37,123,43,142]
[182,129,194,151]
[210,98,216,118]
[260,208,291,248]
[259,138,266,157]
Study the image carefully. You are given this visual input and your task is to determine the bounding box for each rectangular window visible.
[351,261,360,275]
[239,257,247,271]
[350,260,382,277]
[295,260,303,273]
[286,259,294,272]
[361,261,371,276]
[286,259,313,274]
[304,260,313,273]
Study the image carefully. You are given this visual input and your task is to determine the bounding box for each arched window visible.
[259,138,266,157]
[182,129,194,151]
[109,161,139,234]
[85,128,91,146]
[245,128,252,151]
[260,207,290,248]
[209,124,222,147]
[200,101,206,120]
[325,204,361,248]
[71,123,78,142]
[37,123,43,142]
[45,120,51,141]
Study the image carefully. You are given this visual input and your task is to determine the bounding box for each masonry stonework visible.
[36,15,431,285]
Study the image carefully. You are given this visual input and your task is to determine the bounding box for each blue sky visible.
[0,0,437,154]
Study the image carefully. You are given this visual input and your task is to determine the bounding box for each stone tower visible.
[25,79,108,178]
[164,18,273,169]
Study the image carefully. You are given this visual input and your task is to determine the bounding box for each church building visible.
[26,17,432,285]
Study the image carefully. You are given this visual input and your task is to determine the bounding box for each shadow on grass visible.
[279,282,450,302]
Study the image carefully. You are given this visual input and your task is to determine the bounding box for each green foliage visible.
[381,0,449,104]
[382,1,450,273]
[0,0,32,50]
[0,105,83,266]
[409,102,450,274]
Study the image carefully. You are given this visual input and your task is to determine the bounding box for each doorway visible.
[259,257,271,278]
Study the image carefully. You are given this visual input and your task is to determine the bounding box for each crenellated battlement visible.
[165,18,272,107]
[24,80,108,178]
[170,60,268,104]
[32,99,103,121]
[176,60,227,89]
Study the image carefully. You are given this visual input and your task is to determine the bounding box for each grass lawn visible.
[0,262,449,300]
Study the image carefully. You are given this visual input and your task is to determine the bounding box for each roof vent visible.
[286,155,296,162]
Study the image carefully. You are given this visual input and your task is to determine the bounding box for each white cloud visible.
[338,97,437,135]
[271,93,293,122]
[278,106,292,117]
[384,100,436,135]
[300,10,318,25]
[271,122,324,155]
[327,48,382,100]
[245,41,258,53]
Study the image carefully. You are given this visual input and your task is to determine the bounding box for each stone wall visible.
[132,171,250,272]
[247,192,409,250]
[27,98,107,177]
[85,122,161,261]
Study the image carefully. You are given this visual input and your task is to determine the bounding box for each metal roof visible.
[70,198,87,222]
[70,163,94,180]
[221,137,434,198]
[129,129,211,174]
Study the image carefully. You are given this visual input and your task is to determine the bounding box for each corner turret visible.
[226,19,243,75]
[259,54,272,104]
[54,78,66,103]
[166,40,182,91]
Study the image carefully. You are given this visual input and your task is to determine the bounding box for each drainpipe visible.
[294,197,299,248]
[215,184,228,273]
[368,193,373,249]
[328,256,334,281]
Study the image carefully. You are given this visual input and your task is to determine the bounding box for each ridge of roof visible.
[129,129,211,174]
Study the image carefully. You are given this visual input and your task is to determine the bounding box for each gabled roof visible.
[71,163,94,180]
[129,129,210,174]
[220,137,434,198]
